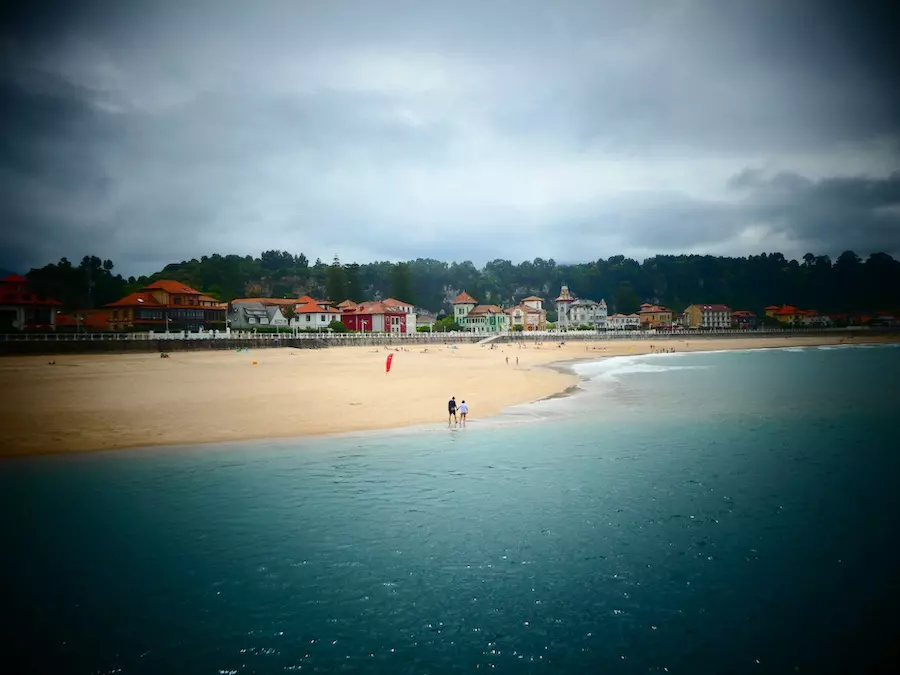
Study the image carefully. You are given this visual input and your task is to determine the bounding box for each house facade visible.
[731,310,758,328]
[683,304,733,328]
[0,274,63,331]
[505,296,547,331]
[451,292,510,333]
[229,301,292,329]
[555,285,608,330]
[607,313,641,329]
[639,303,673,328]
[415,308,437,329]
[106,280,226,331]
[341,299,416,334]
[292,297,341,329]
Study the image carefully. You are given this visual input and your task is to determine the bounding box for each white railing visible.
[1,326,875,343]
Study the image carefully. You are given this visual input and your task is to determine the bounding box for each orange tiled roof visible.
[105,292,163,308]
[522,295,543,302]
[295,301,340,314]
[382,297,412,307]
[337,299,358,309]
[233,297,304,306]
[143,279,201,295]
[349,301,408,315]
[452,291,477,304]
[197,294,220,303]
[0,274,63,306]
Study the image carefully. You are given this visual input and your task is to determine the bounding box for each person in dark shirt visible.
[448,396,457,426]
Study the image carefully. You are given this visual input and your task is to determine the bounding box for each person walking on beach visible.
[448,396,458,426]
[458,400,468,427]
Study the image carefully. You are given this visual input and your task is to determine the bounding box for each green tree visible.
[389,262,415,305]
[434,316,461,332]
[345,263,363,301]
[614,282,641,314]
[325,255,348,302]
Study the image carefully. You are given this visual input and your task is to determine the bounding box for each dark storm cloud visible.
[728,169,900,257]
[0,0,898,275]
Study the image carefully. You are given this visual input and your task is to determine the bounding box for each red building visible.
[340,300,415,334]
[0,274,63,331]
[105,279,226,331]
[731,310,758,328]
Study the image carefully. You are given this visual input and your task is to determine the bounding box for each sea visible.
[3,343,900,674]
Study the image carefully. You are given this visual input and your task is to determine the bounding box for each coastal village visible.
[1,272,895,334]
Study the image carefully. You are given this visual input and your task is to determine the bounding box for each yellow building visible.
[639,304,673,328]
[683,303,732,328]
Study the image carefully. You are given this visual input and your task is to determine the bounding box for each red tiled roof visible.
[57,312,110,329]
[732,310,757,317]
[105,292,163,308]
[382,297,412,307]
[0,275,63,305]
[452,291,477,304]
[295,301,340,314]
[143,279,201,295]
[348,301,407,315]
[764,305,779,310]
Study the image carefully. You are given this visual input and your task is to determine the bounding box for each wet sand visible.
[0,333,894,456]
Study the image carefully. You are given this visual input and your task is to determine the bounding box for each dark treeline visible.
[24,250,900,318]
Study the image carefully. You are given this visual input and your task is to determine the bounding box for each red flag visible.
[386,352,394,374]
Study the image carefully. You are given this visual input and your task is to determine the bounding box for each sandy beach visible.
[1,334,896,456]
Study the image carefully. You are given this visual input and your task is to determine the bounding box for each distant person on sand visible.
[459,400,468,426]
[448,396,458,426]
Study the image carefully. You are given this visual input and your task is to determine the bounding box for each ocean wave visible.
[572,355,708,382]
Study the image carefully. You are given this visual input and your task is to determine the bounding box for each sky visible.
[1,0,899,276]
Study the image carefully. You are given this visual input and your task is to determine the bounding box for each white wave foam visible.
[572,355,708,383]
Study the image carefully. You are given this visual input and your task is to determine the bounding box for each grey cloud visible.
[732,169,900,255]
[1,0,899,275]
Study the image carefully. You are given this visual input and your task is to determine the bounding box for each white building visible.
[230,301,289,329]
[555,285,608,330]
[292,298,341,329]
[607,313,641,329]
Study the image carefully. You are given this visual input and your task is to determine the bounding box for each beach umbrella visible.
[386,352,394,374]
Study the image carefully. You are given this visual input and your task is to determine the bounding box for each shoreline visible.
[1,333,897,458]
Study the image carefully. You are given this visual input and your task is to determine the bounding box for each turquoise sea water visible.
[3,344,900,674]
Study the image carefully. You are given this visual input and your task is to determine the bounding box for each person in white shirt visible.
[458,400,469,426]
